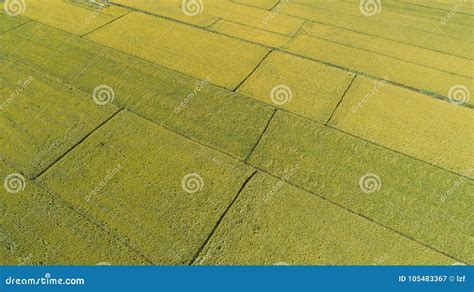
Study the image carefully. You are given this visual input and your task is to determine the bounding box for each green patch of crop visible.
[0,56,117,177]
[248,111,474,263]
[0,22,275,160]
[0,161,147,264]
[38,111,255,264]
[197,172,453,265]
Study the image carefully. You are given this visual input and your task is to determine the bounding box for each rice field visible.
[0,0,472,265]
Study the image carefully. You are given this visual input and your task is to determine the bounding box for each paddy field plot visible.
[0,0,472,265]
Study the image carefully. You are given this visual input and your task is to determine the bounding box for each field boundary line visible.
[34,109,123,179]
[233,50,273,91]
[190,171,258,265]
[80,10,132,38]
[8,23,470,180]
[326,74,357,125]
[34,181,155,264]
[244,109,277,163]
[0,19,31,35]
[81,5,474,108]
